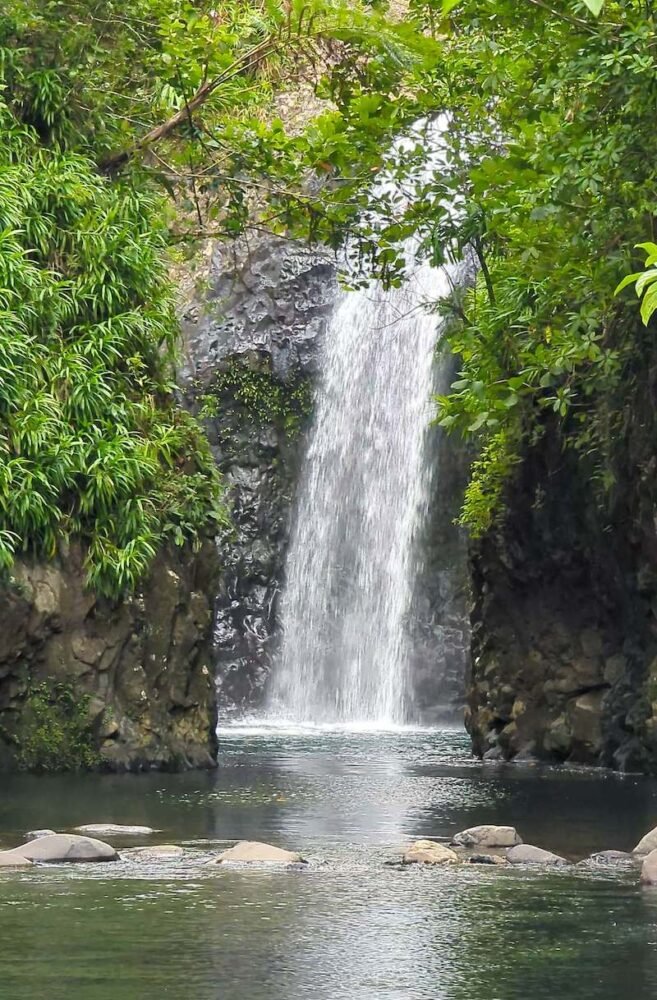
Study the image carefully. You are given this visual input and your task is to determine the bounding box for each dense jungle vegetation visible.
[1,0,655,593]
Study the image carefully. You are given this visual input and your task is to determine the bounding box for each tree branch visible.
[99,34,278,173]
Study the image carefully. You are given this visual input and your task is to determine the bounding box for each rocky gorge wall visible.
[467,400,657,772]
[179,235,337,715]
[0,540,219,772]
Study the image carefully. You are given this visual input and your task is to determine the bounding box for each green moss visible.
[201,356,313,437]
[12,682,100,773]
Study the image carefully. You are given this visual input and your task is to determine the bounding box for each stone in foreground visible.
[640,850,657,885]
[0,850,34,868]
[402,841,459,865]
[507,844,568,866]
[207,841,305,865]
[14,834,119,863]
[74,824,157,837]
[633,826,657,856]
[25,829,56,841]
[451,825,522,849]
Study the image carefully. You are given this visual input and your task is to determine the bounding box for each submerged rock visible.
[74,824,157,837]
[507,844,568,866]
[633,826,657,856]
[402,841,459,865]
[0,850,33,868]
[25,829,56,841]
[451,825,522,848]
[14,834,119,863]
[586,850,635,867]
[206,841,306,865]
[466,854,509,866]
[125,845,184,862]
[640,849,657,885]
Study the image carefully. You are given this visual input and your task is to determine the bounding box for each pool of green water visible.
[1,727,656,999]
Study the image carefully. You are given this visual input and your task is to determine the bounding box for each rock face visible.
[25,830,55,841]
[0,541,219,773]
[507,844,568,866]
[180,236,336,712]
[466,423,657,773]
[451,825,522,849]
[207,840,305,865]
[402,841,459,865]
[14,834,118,863]
[633,827,657,855]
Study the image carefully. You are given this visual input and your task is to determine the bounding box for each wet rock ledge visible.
[0,540,219,773]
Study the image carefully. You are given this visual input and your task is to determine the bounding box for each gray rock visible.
[13,834,119,863]
[451,825,522,848]
[507,844,569,866]
[206,841,306,865]
[633,826,657,855]
[25,829,56,841]
[402,841,459,865]
[640,849,657,885]
[74,824,157,837]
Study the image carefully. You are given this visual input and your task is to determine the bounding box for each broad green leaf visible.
[614,272,641,295]
[442,0,463,13]
[581,0,604,15]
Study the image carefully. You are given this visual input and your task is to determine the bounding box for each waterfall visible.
[267,249,458,725]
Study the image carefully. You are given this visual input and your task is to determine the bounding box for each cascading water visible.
[267,257,458,726]
[266,121,461,727]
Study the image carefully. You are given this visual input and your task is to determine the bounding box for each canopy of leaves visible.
[347,0,657,535]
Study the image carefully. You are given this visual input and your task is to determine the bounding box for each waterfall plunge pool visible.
[1,728,657,998]
[0,726,657,1000]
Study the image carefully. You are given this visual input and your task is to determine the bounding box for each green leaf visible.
[442,0,463,13]
[614,272,641,295]
[581,0,604,15]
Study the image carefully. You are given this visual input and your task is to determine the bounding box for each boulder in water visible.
[25,829,56,841]
[507,844,568,866]
[206,841,306,865]
[0,850,33,868]
[633,826,657,856]
[74,824,157,837]
[640,850,657,885]
[451,825,521,848]
[402,841,459,865]
[14,834,118,863]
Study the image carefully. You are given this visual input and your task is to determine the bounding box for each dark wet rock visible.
[25,830,56,841]
[466,409,657,776]
[206,840,306,865]
[507,844,569,866]
[14,833,119,863]
[402,841,459,865]
[0,541,219,773]
[451,825,521,849]
[633,826,657,856]
[466,854,509,866]
[179,237,336,712]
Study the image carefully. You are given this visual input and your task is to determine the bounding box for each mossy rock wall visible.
[0,541,219,772]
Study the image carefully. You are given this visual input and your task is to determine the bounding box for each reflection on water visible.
[1,728,657,999]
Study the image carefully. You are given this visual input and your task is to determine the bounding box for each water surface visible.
[1,728,656,999]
